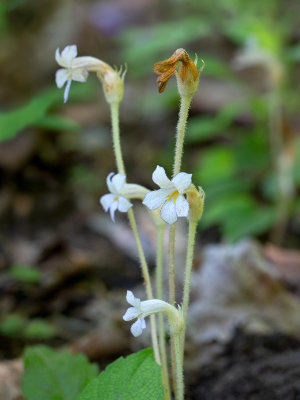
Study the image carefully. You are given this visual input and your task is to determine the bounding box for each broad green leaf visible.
[187,103,242,143]
[0,82,94,142]
[194,146,236,185]
[223,206,275,241]
[79,348,164,400]
[22,346,98,400]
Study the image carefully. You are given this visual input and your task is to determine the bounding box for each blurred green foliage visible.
[0,315,57,339]
[8,264,41,283]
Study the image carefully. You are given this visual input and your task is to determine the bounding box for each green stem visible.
[174,333,184,400]
[168,95,192,396]
[110,102,126,175]
[181,220,197,361]
[156,225,171,400]
[173,95,192,176]
[109,102,161,365]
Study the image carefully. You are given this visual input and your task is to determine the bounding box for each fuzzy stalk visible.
[109,101,161,364]
[156,225,171,400]
[181,220,197,361]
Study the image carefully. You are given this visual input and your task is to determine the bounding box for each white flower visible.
[55,45,89,103]
[123,290,183,337]
[100,173,132,222]
[123,291,146,337]
[142,165,192,224]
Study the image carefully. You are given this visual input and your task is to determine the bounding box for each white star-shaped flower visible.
[142,165,192,224]
[123,290,146,337]
[55,45,89,103]
[100,173,133,222]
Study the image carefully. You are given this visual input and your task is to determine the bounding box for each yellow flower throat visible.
[167,190,179,202]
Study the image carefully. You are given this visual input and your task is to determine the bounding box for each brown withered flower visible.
[153,49,203,95]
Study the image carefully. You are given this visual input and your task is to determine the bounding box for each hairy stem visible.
[156,225,171,400]
[181,220,197,361]
[109,102,160,364]
[174,333,184,400]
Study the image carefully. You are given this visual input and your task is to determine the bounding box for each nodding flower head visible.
[142,165,192,225]
[123,290,183,337]
[100,173,132,222]
[153,48,204,96]
[55,44,126,104]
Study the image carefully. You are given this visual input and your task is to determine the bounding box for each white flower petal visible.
[143,188,172,210]
[55,69,70,88]
[61,45,78,65]
[106,172,115,193]
[63,79,72,103]
[71,68,89,83]
[126,290,140,308]
[123,307,140,321]
[100,193,115,212]
[111,174,126,193]
[161,200,178,224]
[130,318,146,337]
[152,165,172,188]
[118,196,132,212]
[172,172,192,193]
[109,200,118,222]
[175,195,189,217]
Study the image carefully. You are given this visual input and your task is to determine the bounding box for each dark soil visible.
[187,329,300,400]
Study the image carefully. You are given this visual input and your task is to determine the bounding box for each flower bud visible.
[186,185,205,224]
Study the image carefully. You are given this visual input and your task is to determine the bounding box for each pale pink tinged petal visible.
[160,200,177,224]
[63,79,72,103]
[61,45,78,66]
[100,193,114,212]
[130,319,145,337]
[172,172,192,193]
[109,200,118,222]
[152,165,172,188]
[106,172,115,193]
[126,290,140,308]
[118,196,132,212]
[71,68,89,83]
[55,69,69,88]
[123,307,140,321]
[175,195,189,217]
[111,173,126,192]
[142,188,172,210]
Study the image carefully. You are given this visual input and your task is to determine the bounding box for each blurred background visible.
[0,0,300,398]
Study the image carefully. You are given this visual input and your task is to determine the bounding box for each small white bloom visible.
[55,45,89,103]
[123,290,183,337]
[142,165,192,224]
[100,172,132,222]
[123,291,146,337]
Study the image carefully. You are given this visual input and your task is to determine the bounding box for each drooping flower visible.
[55,45,89,103]
[55,45,126,104]
[153,48,204,96]
[142,165,192,224]
[123,291,146,337]
[100,173,133,222]
[123,290,183,337]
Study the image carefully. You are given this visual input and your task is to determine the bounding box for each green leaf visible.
[22,346,98,400]
[0,314,26,336]
[24,320,57,340]
[8,264,41,283]
[36,115,81,132]
[79,348,164,400]
[0,81,95,142]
